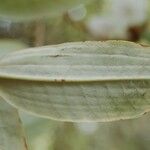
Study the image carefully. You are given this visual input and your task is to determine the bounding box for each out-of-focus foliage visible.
[21,113,150,150]
[0,0,90,21]
[141,22,150,44]
[0,39,27,56]
[86,0,148,40]
[0,0,149,45]
[20,112,59,150]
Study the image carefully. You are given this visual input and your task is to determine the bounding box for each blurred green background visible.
[0,0,150,149]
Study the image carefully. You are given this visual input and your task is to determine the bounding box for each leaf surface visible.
[0,41,149,122]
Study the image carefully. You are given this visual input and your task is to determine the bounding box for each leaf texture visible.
[0,41,149,122]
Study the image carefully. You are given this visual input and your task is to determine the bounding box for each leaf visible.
[0,0,90,21]
[0,41,149,122]
[0,98,28,150]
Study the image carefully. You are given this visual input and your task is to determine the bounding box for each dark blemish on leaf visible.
[61,79,66,82]
[47,54,69,58]
[54,79,66,82]
[45,54,60,58]
[139,43,150,47]
[61,48,65,51]
[51,54,60,57]
[143,112,147,115]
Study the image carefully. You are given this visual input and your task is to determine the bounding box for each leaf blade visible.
[0,41,150,81]
[0,41,149,122]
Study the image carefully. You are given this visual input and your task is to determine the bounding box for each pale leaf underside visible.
[0,41,149,122]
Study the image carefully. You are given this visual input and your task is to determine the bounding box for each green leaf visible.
[0,98,28,150]
[0,0,89,21]
[0,41,149,122]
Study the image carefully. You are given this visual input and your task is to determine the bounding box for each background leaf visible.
[0,98,28,150]
[0,41,149,122]
[0,0,90,21]
[0,39,27,56]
